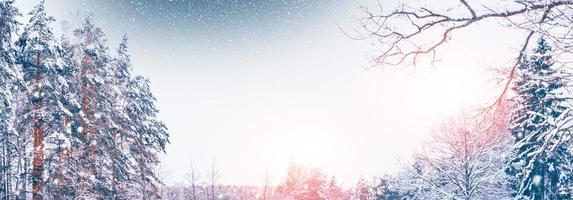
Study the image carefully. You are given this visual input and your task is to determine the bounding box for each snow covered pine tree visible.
[0,1,170,199]
[111,34,169,199]
[123,73,169,199]
[508,37,573,199]
[16,1,77,199]
[0,0,22,198]
[107,34,136,199]
[72,17,168,199]
[73,17,119,198]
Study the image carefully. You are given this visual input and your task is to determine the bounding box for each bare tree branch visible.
[355,0,573,115]
[490,7,553,112]
[357,0,573,66]
[459,0,476,18]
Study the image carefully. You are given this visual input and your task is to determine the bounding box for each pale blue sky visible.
[16,0,526,186]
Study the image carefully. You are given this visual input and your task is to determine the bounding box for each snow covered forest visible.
[0,1,169,199]
[158,35,573,200]
[3,0,573,200]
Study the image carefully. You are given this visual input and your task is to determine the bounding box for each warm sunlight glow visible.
[254,126,340,175]
[274,131,336,167]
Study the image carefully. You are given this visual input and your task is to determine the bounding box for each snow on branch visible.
[353,0,573,111]
[355,0,572,66]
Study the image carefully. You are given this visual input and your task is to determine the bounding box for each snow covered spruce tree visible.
[507,37,573,199]
[107,34,137,199]
[50,32,84,199]
[72,17,134,198]
[15,1,80,198]
[123,74,169,199]
[0,0,22,198]
[108,33,169,199]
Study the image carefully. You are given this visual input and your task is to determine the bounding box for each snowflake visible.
[532,175,542,186]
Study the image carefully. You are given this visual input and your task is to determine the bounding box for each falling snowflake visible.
[533,175,542,186]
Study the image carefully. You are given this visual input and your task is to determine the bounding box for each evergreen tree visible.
[373,176,409,200]
[123,75,169,199]
[108,34,137,199]
[72,17,118,198]
[508,37,573,199]
[0,2,169,199]
[15,1,75,198]
[48,32,82,199]
[0,0,22,198]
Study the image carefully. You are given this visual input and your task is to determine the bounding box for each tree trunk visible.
[111,128,117,197]
[32,50,44,200]
[81,33,95,175]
